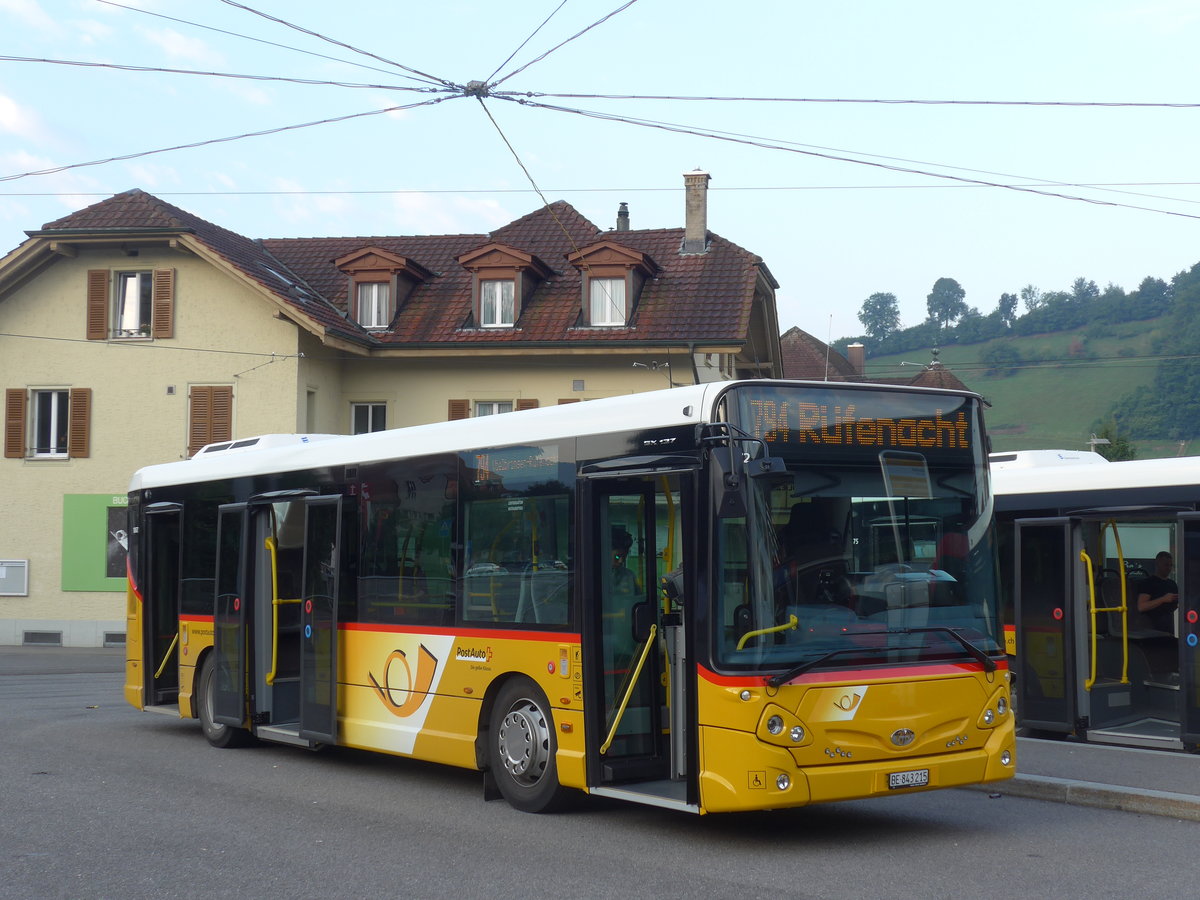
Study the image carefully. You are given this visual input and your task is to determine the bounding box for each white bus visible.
[992,451,1200,751]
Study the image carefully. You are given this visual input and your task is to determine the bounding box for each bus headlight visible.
[767,715,784,735]
[997,697,1008,716]
[1001,750,1013,766]
[776,774,791,791]
[790,725,805,743]
[983,708,995,725]
[757,705,811,748]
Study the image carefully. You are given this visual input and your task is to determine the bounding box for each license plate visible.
[888,768,930,790]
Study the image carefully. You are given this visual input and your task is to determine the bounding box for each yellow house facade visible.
[0,174,781,646]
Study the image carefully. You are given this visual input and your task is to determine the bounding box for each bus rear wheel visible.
[488,678,569,813]
[196,655,252,749]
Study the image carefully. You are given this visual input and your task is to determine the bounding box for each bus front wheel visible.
[196,655,253,749]
[488,678,569,813]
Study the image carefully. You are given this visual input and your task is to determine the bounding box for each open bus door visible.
[1014,517,1082,735]
[212,503,250,728]
[1175,513,1200,749]
[142,502,182,707]
[581,471,694,809]
[299,495,341,744]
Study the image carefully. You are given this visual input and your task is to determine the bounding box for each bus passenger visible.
[1135,551,1179,635]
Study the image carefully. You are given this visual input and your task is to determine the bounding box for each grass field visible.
[858,318,1185,457]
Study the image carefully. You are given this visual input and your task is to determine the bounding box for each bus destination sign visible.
[742,397,972,452]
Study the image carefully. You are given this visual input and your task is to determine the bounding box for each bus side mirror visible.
[748,455,787,479]
[710,447,748,519]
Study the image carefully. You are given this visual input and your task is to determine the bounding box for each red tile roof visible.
[37,190,770,351]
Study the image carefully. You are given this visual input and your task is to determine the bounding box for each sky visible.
[4,0,1200,345]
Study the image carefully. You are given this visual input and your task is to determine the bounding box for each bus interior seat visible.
[516,569,569,625]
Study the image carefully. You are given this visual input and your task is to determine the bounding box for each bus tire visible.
[488,677,569,813]
[197,654,253,749]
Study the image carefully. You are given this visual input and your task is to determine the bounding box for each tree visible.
[926,277,967,329]
[1020,284,1043,313]
[857,292,901,341]
[1070,277,1100,303]
[997,292,1018,327]
[1090,421,1137,461]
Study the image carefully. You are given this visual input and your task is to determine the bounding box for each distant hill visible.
[857,317,1187,458]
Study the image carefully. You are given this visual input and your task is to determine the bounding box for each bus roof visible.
[129,379,984,493]
[992,452,1200,509]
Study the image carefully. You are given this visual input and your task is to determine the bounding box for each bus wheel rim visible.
[497,699,549,785]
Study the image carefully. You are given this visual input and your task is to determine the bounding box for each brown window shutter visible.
[151,268,175,338]
[86,270,109,341]
[447,399,470,421]
[515,399,539,411]
[188,385,234,457]
[4,388,27,458]
[557,398,581,404]
[67,388,91,458]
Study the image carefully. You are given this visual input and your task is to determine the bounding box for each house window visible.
[115,272,154,338]
[480,280,515,327]
[188,385,233,457]
[352,403,386,434]
[476,401,513,417]
[356,282,390,329]
[589,277,626,326]
[4,387,91,459]
[33,390,70,457]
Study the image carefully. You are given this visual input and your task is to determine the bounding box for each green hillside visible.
[859,319,1183,457]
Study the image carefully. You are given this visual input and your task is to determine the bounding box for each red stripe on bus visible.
[698,659,1007,687]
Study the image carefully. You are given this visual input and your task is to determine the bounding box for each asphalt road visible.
[3,648,1198,900]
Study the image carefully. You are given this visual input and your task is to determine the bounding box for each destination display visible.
[729,386,977,458]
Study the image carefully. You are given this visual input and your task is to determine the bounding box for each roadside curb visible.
[965,774,1200,822]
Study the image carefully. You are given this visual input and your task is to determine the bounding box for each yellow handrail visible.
[737,614,799,651]
[153,632,179,679]
[1081,523,1130,692]
[264,536,302,686]
[1098,520,1130,685]
[600,623,657,755]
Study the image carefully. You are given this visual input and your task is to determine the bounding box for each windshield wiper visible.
[892,626,997,672]
[764,626,997,688]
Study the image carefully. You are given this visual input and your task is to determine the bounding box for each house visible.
[0,171,782,646]
[779,326,970,391]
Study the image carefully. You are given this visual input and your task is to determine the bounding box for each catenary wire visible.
[489,0,640,88]
[216,0,454,89]
[93,0,426,82]
[0,55,445,93]
[507,97,1200,221]
[486,0,571,84]
[0,96,456,183]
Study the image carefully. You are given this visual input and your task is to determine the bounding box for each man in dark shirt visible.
[1136,551,1179,634]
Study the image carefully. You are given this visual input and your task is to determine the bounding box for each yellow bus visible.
[124,379,1014,813]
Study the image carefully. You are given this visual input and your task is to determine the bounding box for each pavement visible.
[970,736,1200,821]
[3,646,1199,820]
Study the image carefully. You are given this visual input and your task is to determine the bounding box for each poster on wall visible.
[62,494,129,591]
[106,506,128,579]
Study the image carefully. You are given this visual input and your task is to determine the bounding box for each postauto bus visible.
[123,379,1013,813]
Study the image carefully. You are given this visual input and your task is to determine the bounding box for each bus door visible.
[1175,513,1200,748]
[582,472,691,802]
[299,496,341,744]
[1014,517,1082,735]
[142,502,182,707]
[212,503,250,728]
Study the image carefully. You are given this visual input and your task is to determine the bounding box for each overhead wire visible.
[93,0,426,82]
[489,0,641,88]
[486,0,571,84]
[504,96,1200,221]
[0,95,456,183]
[216,0,455,89]
[0,55,443,93]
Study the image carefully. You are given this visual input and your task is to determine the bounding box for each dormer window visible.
[567,241,658,328]
[480,279,515,327]
[356,282,391,330]
[456,243,551,330]
[589,278,626,326]
[334,247,431,333]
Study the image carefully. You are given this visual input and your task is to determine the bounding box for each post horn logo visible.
[369,645,439,718]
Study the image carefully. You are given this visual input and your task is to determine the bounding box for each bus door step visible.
[602,757,669,783]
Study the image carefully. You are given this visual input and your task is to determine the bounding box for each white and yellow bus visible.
[124,379,1014,813]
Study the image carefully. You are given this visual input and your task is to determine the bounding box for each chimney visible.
[847,342,865,376]
[682,169,710,253]
[616,202,630,231]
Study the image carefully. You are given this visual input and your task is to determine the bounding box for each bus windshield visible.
[713,384,1002,674]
